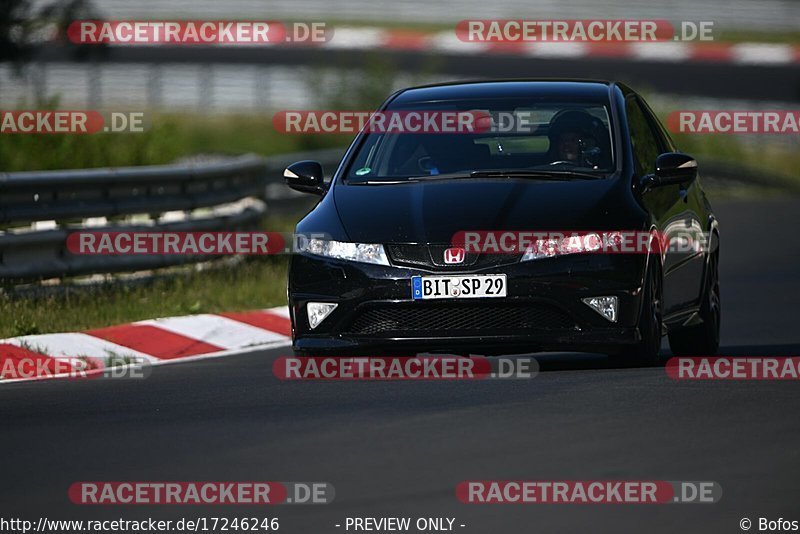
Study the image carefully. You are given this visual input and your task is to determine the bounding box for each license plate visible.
[411,274,507,300]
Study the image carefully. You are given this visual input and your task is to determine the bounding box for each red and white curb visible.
[0,306,292,383]
[77,26,800,66]
[295,28,800,65]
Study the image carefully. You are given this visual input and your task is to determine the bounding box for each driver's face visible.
[556,131,596,162]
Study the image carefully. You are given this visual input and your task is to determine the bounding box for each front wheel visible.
[610,262,663,367]
[668,250,721,356]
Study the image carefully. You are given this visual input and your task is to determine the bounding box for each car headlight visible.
[521,232,606,262]
[305,239,390,266]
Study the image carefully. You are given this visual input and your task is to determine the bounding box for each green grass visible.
[0,112,350,172]
[3,110,794,179]
[672,133,800,181]
[652,101,800,188]
[0,214,302,338]
[0,255,290,338]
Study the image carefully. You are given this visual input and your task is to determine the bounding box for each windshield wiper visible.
[470,169,602,180]
[349,169,603,184]
[349,180,414,185]
[407,169,601,182]
[347,172,476,184]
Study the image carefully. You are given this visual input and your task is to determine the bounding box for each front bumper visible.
[288,252,648,355]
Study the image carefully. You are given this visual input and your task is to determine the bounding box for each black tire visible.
[668,249,721,356]
[610,261,663,367]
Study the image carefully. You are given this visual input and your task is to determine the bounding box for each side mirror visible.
[655,152,698,186]
[284,160,326,195]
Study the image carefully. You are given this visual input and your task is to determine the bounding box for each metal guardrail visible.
[0,154,267,225]
[0,152,337,283]
[0,147,793,284]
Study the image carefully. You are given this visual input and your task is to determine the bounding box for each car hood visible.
[333,178,638,244]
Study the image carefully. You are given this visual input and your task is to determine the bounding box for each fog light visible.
[582,296,618,322]
[307,302,337,329]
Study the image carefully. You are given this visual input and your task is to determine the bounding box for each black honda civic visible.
[284,80,720,364]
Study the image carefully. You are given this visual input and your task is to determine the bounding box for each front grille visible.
[348,302,575,336]
[387,244,521,271]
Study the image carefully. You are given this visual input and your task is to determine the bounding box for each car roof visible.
[389,80,618,105]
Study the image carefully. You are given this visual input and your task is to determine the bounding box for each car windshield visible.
[345,98,615,183]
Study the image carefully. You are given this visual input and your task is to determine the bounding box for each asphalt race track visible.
[1,197,799,533]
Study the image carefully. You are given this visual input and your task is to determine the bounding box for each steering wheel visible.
[417,156,435,173]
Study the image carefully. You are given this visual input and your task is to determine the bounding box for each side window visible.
[625,98,661,177]
[639,97,678,152]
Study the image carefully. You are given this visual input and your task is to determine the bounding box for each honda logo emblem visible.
[444,247,465,264]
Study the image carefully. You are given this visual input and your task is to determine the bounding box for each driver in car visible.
[547,110,607,168]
